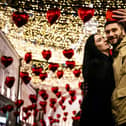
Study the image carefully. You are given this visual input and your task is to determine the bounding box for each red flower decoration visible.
[48,63,59,72]
[39,72,48,81]
[106,9,118,21]
[24,52,32,64]
[1,56,13,68]
[12,11,29,27]
[63,49,74,59]
[46,8,60,25]
[78,7,94,23]
[42,50,52,61]
[5,76,15,88]
[65,61,75,69]
[73,69,81,77]
[56,70,64,79]
[29,94,37,103]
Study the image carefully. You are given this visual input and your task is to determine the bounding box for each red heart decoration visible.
[71,95,76,102]
[51,86,59,94]
[65,61,75,69]
[56,70,64,79]
[48,63,59,72]
[32,103,37,110]
[1,56,13,68]
[32,65,43,76]
[61,105,66,110]
[63,117,67,121]
[42,50,52,61]
[56,91,62,98]
[33,109,39,117]
[63,49,74,59]
[15,99,24,108]
[72,110,76,115]
[64,112,68,116]
[78,7,95,23]
[29,94,37,103]
[24,52,32,64]
[56,114,61,118]
[12,11,29,27]
[39,101,47,108]
[5,76,15,89]
[78,82,83,90]
[73,69,81,77]
[65,84,71,91]
[1,106,7,114]
[68,100,73,105]
[50,98,57,105]
[39,72,48,81]
[69,90,76,97]
[106,9,118,21]
[46,8,60,25]
[20,72,31,84]
[23,107,28,113]
[7,104,14,112]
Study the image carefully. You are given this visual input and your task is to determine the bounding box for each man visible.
[104,20,126,126]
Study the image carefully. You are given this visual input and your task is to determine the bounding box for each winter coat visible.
[80,54,115,126]
[112,36,126,125]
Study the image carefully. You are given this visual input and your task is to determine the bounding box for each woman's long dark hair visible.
[82,34,103,82]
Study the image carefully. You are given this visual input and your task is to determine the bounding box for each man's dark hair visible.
[104,21,126,32]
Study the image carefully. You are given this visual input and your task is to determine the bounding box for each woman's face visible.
[94,34,110,53]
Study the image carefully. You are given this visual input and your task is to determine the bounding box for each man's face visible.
[105,23,125,45]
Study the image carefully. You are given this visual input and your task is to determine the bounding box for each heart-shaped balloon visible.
[24,52,32,64]
[51,86,59,94]
[7,104,14,112]
[106,9,118,21]
[63,49,74,59]
[5,76,15,88]
[48,63,59,72]
[42,50,52,61]
[15,99,24,108]
[65,61,75,69]
[29,94,37,103]
[1,56,13,68]
[39,72,48,81]
[78,7,95,23]
[46,8,60,25]
[12,11,29,27]
[65,84,71,91]
[56,91,62,98]
[20,72,31,84]
[39,101,47,108]
[73,69,81,77]
[56,70,64,79]
[32,65,43,76]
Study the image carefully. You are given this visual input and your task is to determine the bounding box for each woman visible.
[80,34,115,126]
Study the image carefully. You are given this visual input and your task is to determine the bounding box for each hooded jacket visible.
[112,36,126,125]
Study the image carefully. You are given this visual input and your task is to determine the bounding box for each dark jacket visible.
[80,54,115,126]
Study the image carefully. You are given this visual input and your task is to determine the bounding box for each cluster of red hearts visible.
[12,7,117,27]
[0,83,83,125]
[0,50,83,125]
